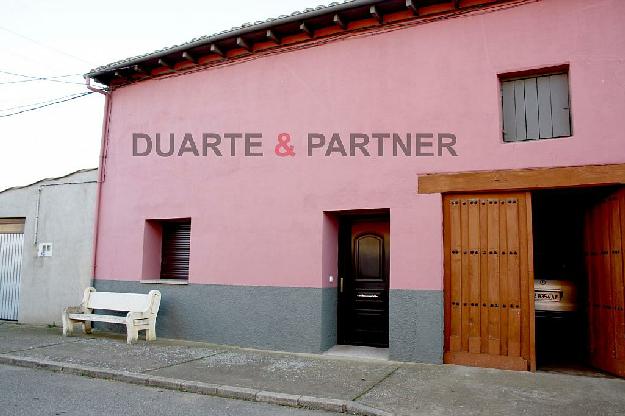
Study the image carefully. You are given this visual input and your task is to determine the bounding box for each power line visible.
[0,70,81,79]
[0,91,94,118]
[0,25,93,65]
[0,79,82,85]
[0,79,84,85]
[0,70,84,85]
[0,91,87,112]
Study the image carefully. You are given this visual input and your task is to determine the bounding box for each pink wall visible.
[141,220,162,279]
[94,0,625,290]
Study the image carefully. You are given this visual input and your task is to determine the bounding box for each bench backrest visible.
[82,288,161,315]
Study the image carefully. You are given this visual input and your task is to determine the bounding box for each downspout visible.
[86,77,111,281]
[33,187,42,245]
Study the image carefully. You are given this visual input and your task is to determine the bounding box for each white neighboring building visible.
[0,169,98,325]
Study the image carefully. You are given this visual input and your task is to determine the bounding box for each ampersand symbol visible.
[275,133,296,157]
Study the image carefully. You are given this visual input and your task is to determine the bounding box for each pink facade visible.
[95,0,625,289]
[90,0,625,360]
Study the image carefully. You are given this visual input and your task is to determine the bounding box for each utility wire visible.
[0,78,84,85]
[0,91,88,112]
[0,70,82,79]
[0,26,94,65]
[0,91,94,118]
[0,70,84,85]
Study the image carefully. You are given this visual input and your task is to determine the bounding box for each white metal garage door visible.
[0,233,24,320]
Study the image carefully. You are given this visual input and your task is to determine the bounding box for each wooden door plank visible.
[506,196,522,358]
[608,194,624,360]
[487,198,501,355]
[479,198,490,354]
[499,196,509,357]
[461,199,471,352]
[601,201,616,360]
[596,204,606,364]
[443,196,452,353]
[595,202,608,366]
[444,350,527,371]
[594,204,607,366]
[608,193,625,360]
[584,209,597,358]
[617,191,625,363]
[469,198,481,353]
[450,198,463,352]
[518,193,531,365]
[524,192,536,371]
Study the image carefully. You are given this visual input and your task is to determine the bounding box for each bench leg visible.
[82,321,92,334]
[126,325,139,344]
[146,322,156,341]
[62,314,73,337]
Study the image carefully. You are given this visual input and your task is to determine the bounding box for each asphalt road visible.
[0,364,340,416]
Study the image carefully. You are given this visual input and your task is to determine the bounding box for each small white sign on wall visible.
[38,243,52,257]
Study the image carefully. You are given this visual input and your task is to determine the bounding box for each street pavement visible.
[1,323,625,415]
[0,364,339,416]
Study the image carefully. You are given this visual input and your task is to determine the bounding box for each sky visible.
[0,0,317,191]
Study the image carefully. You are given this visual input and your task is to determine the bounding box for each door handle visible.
[357,293,379,298]
[339,277,344,293]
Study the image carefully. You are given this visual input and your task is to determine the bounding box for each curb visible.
[0,354,393,416]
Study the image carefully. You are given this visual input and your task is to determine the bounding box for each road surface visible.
[0,364,340,416]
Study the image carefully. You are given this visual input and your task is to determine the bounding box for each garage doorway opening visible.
[532,186,621,377]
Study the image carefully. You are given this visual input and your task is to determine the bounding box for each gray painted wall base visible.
[389,289,443,364]
[95,280,442,363]
[95,280,337,354]
[320,288,337,351]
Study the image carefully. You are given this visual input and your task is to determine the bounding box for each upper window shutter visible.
[523,77,539,140]
[549,74,571,137]
[502,73,570,142]
[502,81,517,142]
[537,76,553,138]
[513,79,527,141]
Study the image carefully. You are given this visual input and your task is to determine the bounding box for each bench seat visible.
[62,287,161,344]
[68,313,127,324]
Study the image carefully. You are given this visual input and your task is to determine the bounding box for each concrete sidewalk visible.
[1,323,624,416]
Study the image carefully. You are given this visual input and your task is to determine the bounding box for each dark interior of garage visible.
[531,186,618,376]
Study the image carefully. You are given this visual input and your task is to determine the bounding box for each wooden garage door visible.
[584,188,625,377]
[443,192,535,371]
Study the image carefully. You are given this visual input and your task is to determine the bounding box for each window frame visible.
[141,218,192,283]
[499,67,572,143]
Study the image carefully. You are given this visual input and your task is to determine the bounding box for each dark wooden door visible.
[443,193,535,371]
[584,188,625,377]
[338,218,390,347]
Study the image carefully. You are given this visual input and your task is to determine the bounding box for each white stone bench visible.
[62,287,161,344]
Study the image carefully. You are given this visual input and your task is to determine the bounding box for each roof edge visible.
[0,168,98,194]
[85,0,380,79]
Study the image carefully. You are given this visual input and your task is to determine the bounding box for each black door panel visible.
[338,217,390,347]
